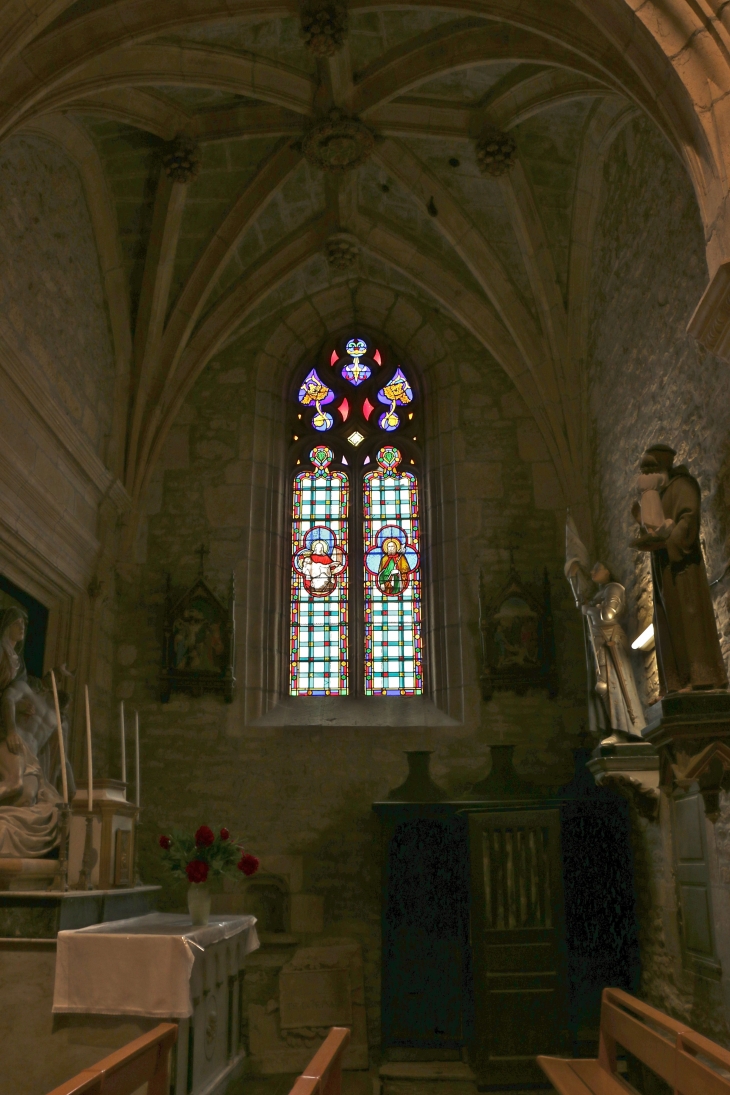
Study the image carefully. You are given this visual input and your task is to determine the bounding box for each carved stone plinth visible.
[642,690,730,820]
[587,741,660,821]
[0,857,60,891]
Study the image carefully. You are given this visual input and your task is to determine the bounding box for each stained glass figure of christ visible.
[364,446,423,694]
[290,446,348,695]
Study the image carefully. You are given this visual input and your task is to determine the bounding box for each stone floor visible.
[224,1065,557,1095]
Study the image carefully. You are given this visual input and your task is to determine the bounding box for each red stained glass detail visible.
[374,349,382,366]
[330,350,339,366]
[363,397,374,421]
[339,397,349,421]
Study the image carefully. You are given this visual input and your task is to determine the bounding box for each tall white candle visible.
[120,700,126,784]
[50,670,68,805]
[84,684,93,813]
[134,710,140,808]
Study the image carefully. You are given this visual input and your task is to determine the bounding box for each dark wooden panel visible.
[380,809,470,1049]
[469,808,569,1087]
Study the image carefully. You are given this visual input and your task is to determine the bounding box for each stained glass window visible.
[290,446,348,695]
[363,446,423,695]
[290,338,422,697]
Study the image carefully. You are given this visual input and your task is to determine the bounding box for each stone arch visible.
[232,283,467,725]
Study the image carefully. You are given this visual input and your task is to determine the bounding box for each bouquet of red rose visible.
[158,825,259,886]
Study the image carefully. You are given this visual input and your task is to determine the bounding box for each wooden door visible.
[468,808,569,1086]
[673,792,721,980]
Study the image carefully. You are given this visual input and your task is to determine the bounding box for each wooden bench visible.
[45,1023,177,1095]
[538,986,730,1094]
[288,1026,351,1095]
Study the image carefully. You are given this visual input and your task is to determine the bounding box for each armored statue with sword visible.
[565,515,646,743]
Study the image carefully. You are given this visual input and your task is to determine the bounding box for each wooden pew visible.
[288,1027,351,1095]
[45,1023,177,1095]
[538,986,730,1094]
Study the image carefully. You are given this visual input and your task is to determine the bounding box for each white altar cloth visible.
[53,912,259,1019]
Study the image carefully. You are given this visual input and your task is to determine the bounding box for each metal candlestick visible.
[73,814,96,891]
[133,810,142,887]
[54,803,71,892]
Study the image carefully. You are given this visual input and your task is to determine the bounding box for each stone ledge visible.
[252,697,460,727]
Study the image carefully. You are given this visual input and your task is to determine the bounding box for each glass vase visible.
[187,882,211,926]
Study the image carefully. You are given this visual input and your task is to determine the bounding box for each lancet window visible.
[289,336,423,697]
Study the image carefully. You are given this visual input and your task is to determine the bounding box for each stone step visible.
[379,1061,478,1095]
[379,1064,475,1081]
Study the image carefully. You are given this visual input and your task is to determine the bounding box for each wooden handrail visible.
[45,1023,178,1095]
[288,1027,351,1095]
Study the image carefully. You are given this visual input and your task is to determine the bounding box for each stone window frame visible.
[239,319,464,728]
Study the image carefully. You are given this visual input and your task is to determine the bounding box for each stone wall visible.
[588,116,730,1040]
[0,134,116,459]
[115,274,586,1059]
[0,132,123,774]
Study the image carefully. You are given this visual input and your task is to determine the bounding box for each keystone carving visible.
[162,135,202,184]
[325,232,360,269]
[300,0,348,57]
[301,109,375,173]
[475,126,517,177]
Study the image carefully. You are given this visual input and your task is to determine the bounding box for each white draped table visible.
[53,912,259,1018]
[52,913,260,1095]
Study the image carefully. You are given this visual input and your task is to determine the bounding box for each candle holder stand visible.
[54,803,71,892]
[133,810,142,887]
[68,780,138,888]
[73,814,95,891]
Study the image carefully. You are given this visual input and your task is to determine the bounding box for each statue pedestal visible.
[587,741,660,820]
[0,857,60,891]
[643,690,730,820]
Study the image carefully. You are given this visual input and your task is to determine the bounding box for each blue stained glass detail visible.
[377,368,413,432]
[342,359,371,385]
[342,337,371,386]
[377,368,413,406]
[299,369,335,431]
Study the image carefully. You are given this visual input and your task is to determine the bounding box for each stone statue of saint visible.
[566,516,646,742]
[631,443,727,695]
[0,606,73,857]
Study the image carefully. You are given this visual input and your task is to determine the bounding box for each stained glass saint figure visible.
[299,369,335,431]
[378,538,412,595]
[294,532,347,597]
[377,368,413,431]
[365,529,419,597]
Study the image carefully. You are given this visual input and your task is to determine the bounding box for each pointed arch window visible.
[289,336,423,697]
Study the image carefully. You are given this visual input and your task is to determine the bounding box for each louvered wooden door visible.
[673,792,722,979]
[468,808,569,1086]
